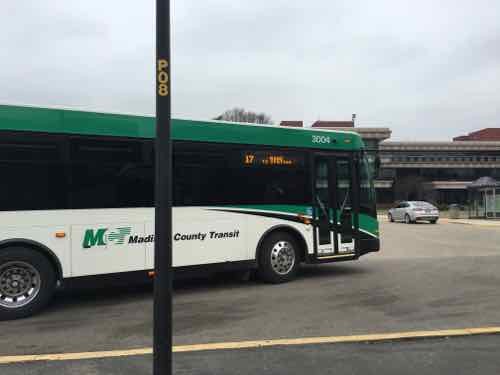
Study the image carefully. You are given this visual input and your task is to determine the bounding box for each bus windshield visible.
[360,155,377,216]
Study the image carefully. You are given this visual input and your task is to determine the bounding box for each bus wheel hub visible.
[271,241,295,275]
[0,262,41,308]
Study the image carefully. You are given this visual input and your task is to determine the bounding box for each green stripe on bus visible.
[0,105,364,150]
[359,214,379,237]
[224,204,312,216]
[220,205,379,237]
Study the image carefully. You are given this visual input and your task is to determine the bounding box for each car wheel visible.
[388,213,394,222]
[257,232,300,284]
[430,219,438,224]
[405,214,412,224]
[0,247,56,321]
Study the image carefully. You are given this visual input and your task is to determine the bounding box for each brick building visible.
[454,128,500,141]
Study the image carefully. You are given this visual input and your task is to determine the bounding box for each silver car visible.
[388,201,439,224]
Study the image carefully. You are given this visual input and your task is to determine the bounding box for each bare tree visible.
[214,108,273,124]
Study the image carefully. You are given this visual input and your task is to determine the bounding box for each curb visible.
[1,327,500,365]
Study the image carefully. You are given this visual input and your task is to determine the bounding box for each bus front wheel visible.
[0,247,56,321]
[257,232,300,283]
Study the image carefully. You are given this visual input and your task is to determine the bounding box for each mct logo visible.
[82,227,132,249]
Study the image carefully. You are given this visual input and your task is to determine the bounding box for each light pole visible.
[154,0,172,374]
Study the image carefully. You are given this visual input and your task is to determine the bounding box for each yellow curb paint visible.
[173,327,500,352]
[0,348,153,365]
[1,327,500,365]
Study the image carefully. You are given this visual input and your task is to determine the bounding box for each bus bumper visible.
[359,237,380,256]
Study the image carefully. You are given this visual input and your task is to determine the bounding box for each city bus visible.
[0,104,379,319]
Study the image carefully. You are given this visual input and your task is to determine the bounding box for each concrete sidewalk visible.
[378,214,500,227]
[442,218,500,227]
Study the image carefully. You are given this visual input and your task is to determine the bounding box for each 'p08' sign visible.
[157,59,169,97]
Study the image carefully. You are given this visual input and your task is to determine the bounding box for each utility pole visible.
[154,0,172,374]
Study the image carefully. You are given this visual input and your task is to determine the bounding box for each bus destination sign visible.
[243,151,302,167]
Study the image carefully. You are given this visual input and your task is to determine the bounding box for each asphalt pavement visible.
[0,220,499,374]
[3,335,500,375]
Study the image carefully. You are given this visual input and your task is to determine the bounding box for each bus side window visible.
[0,133,68,211]
[172,143,311,207]
[234,150,311,205]
[173,143,229,206]
[68,137,153,209]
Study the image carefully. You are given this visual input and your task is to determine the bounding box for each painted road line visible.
[1,327,500,365]
[174,327,500,352]
[0,348,152,365]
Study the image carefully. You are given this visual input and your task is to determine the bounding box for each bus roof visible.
[0,104,365,151]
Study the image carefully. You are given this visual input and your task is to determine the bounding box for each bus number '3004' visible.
[312,135,331,144]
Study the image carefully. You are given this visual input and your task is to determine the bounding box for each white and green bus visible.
[0,104,379,319]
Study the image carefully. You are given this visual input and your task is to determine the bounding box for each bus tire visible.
[0,247,56,321]
[257,232,300,284]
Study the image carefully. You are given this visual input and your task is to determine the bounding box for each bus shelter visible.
[468,177,500,219]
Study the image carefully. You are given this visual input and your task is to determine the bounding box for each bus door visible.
[313,154,357,258]
[334,156,356,254]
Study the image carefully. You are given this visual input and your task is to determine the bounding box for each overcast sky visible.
[1,1,499,140]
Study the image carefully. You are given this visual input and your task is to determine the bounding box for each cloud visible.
[1,0,499,140]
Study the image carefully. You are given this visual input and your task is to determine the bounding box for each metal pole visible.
[154,0,172,374]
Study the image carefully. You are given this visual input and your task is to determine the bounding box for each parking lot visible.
[1,219,500,374]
